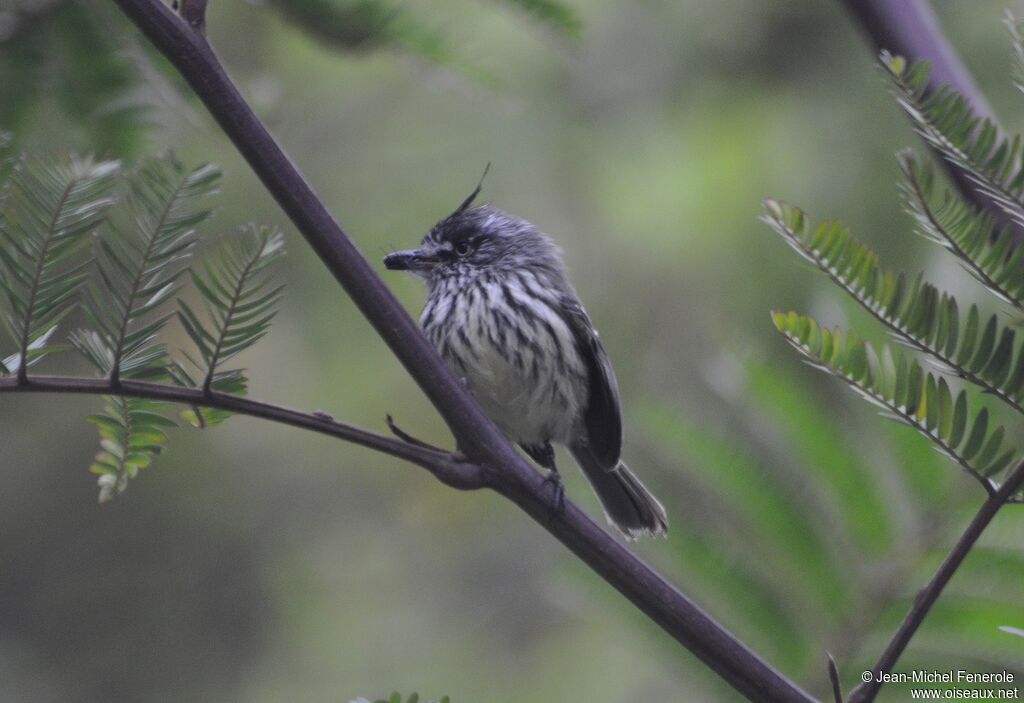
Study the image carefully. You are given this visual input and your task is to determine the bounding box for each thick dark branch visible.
[106,2,816,700]
[838,0,1024,244]
[0,374,483,489]
[848,460,1024,703]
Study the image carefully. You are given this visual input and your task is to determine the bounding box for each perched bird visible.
[383,180,668,539]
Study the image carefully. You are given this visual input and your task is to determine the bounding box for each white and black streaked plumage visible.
[384,185,667,539]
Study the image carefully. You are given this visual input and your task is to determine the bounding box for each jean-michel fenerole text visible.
[873,670,1015,684]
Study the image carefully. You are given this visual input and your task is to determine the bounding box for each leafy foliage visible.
[765,43,1024,496]
[762,31,1024,689]
[177,225,286,392]
[270,0,452,63]
[269,0,578,64]
[882,53,1024,230]
[640,378,1024,693]
[0,0,145,156]
[71,154,220,382]
[350,694,451,703]
[2,0,582,155]
[86,396,176,503]
[499,0,581,37]
[0,154,118,375]
[762,199,1024,416]
[899,150,1024,310]
[0,145,285,500]
[63,154,220,499]
[772,311,1017,491]
[1008,11,1024,97]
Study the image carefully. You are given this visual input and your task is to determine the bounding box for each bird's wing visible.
[561,297,623,468]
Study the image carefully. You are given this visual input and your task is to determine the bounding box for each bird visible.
[383,177,668,540]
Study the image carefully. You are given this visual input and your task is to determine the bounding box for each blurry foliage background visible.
[1,0,1024,701]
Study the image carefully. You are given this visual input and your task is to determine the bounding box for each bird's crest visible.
[451,162,491,218]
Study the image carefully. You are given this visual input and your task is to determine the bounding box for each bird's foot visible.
[541,469,566,515]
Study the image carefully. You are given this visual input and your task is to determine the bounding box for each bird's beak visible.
[383,247,440,273]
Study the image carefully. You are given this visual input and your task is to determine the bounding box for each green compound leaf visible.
[762,199,1024,416]
[882,53,1024,234]
[177,224,285,392]
[899,150,1024,311]
[772,311,1018,491]
[86,395,176,503]
[1006,11,1024,104]
[70,153,220,381]
[0,154,118,375]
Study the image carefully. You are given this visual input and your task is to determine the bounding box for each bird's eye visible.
[454,241,471,256]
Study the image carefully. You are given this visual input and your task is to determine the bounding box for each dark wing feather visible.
[561,297,622,468]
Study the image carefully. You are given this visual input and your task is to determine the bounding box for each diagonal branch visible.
[107,1,815,701]
[848,459,1024,703]
[837,0,1024,245]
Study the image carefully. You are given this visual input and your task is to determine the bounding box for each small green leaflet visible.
[87,396,177,503]
[772,311,1018,491]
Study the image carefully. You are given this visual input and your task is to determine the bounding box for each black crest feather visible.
[452,162,491,217]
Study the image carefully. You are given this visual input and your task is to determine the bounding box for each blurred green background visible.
[2,0,1024,701]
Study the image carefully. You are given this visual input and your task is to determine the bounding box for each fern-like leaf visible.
[898,150,1024,310]
[72,327,179,501]
[178,224,285,392]
[882,53,1024,229]
[71,153,220,382]
[86,395,176,503]
[0,154,118,377]
[772,311,1017,492]
[1006,11,1024,97]
[762,199,1024,415]
[68,154,218,501]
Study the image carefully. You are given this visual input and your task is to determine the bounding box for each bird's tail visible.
[568,441,668,540]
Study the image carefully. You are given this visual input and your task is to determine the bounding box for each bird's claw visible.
[541,470,565,515]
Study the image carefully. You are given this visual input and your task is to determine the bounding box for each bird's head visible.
[383,175,562,283]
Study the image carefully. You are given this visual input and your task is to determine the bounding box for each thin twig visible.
[386,413,452,454]
[826,652,843,703]
[106,2,816,700]
[848,459,1024,703]
[0,374,483,490]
